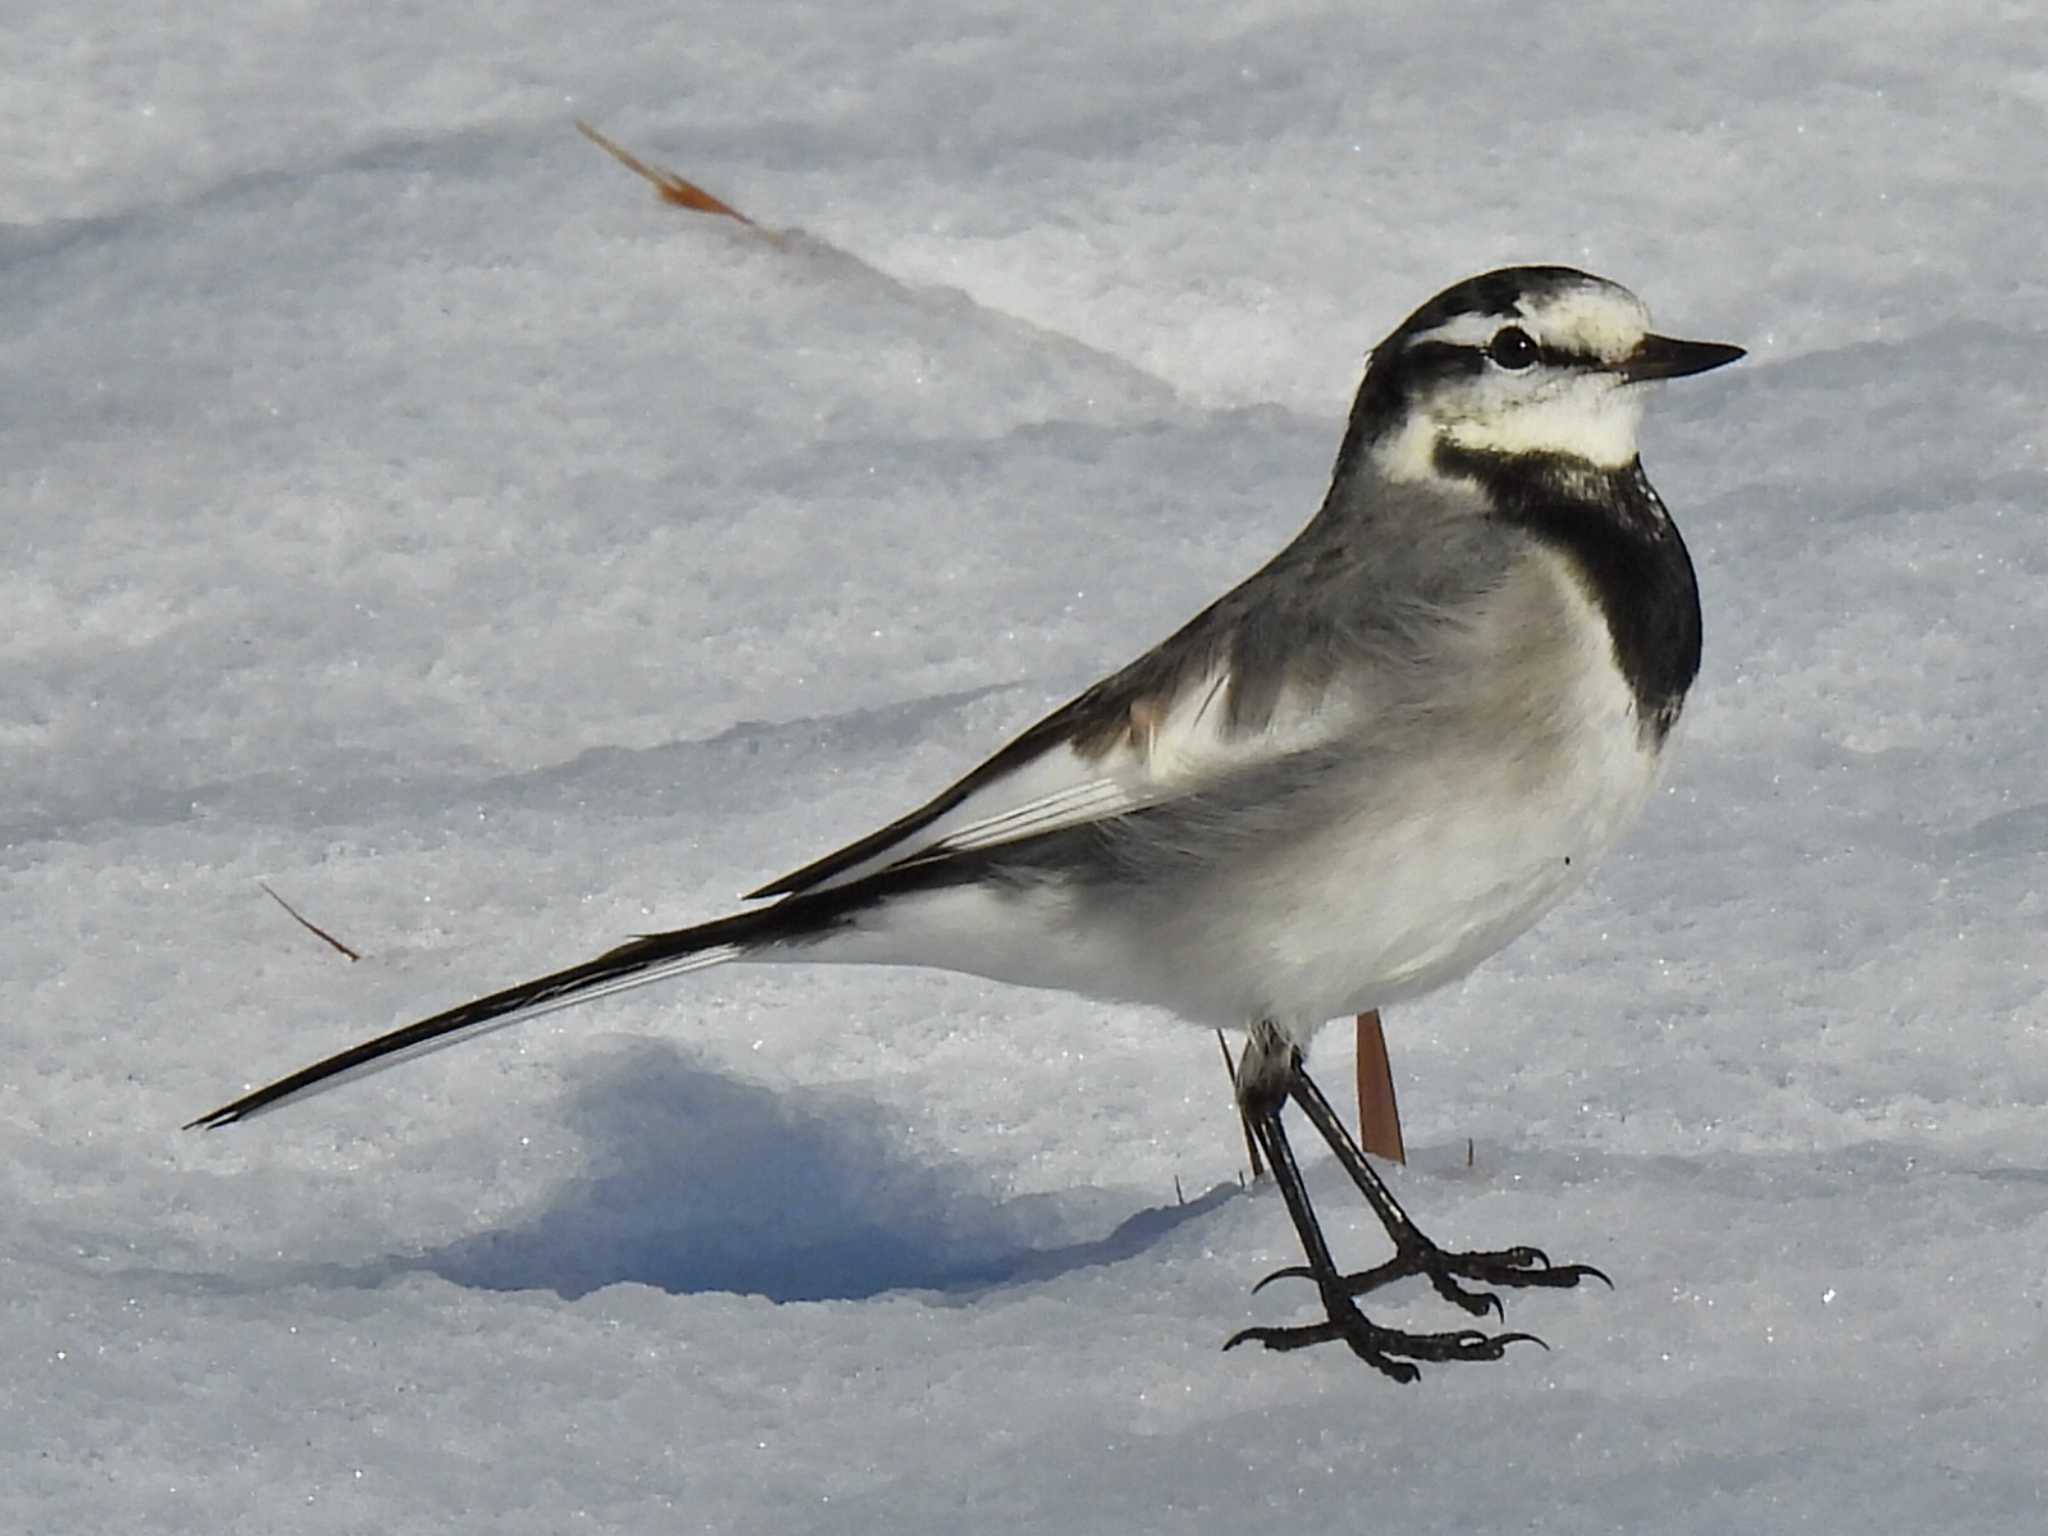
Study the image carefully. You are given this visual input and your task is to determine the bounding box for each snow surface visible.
[9,2,2048,1530]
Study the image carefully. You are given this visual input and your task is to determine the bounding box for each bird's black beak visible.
[1617,334,1746,383]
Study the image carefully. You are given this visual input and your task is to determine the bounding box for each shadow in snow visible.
[408,1041,1233,1303]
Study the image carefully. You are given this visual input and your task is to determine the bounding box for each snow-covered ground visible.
[9,2,2046,1530]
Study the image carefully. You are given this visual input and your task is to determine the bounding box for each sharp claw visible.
[1439,1284,1505,1320]
[1464,1245,1550,1270]
[1434,1328,1546,1357]
[1498,1259,1611,1290]
[1421,1263,1506,1320]
[1222,1319,1346,1355]
[1251,1265,1316,1295]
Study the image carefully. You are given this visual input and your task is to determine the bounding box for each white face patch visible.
[1521,279,1652,365]
[1405,311,1511,350]
[1440,369,1648,466]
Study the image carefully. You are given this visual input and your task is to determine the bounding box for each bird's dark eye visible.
[1487,326,1538,370]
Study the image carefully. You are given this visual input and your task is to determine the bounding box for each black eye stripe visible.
[1396,340,1488,384]
[1401,334,1604,373]
[1527,340,1602,370]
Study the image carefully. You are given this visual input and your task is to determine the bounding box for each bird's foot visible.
[1225,1284,1545,1384]
[1258,1240,1610,1322]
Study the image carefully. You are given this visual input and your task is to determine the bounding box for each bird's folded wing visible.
[748,659,1347,898]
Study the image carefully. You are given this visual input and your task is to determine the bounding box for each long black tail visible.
[186,902,796,1129]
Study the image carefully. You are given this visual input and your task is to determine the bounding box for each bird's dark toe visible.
[1250,1264,1318,1295]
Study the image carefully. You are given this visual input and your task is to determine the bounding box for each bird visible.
[190,265,1743,1381]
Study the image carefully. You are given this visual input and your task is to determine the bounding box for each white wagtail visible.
[191,266,1742,1381]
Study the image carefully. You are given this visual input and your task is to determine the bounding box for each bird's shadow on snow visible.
[400,1042,1234,1303]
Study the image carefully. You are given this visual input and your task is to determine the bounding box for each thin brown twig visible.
[260,882,362,961]
[1216,1028,1266,1180]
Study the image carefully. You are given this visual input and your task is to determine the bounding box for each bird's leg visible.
[1269,1061,1610,1317]
[1222,1023,1541,1381]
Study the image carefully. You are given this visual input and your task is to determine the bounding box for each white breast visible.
[1232,548,1668,1024]
[1068,544,1673,1033]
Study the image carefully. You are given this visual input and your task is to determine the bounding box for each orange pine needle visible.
[576,120,758,226]
[1354,1009,1407,1163]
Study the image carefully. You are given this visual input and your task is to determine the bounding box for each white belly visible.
[1247,700,1662,1020]
[1203,562,1670,1026]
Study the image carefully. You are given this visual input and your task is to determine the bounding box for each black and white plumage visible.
[190,266,1741,1379]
